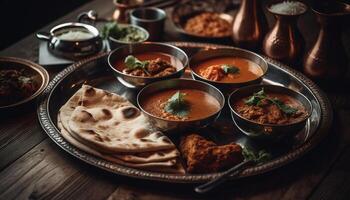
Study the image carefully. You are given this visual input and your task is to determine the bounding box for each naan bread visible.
[57,85,185,173]
[58,115,178,163]
[67,85,174,153]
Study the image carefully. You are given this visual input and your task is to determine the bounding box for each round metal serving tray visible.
[37,42,332,183]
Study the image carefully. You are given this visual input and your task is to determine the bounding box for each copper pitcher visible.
[112,0,143,23]
[263,2,307,66]
[232,0,267,50]
[303,1,350,81]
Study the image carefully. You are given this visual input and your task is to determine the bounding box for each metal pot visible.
[36,22,103,60]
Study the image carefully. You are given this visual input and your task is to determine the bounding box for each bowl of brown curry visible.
[137,78,225,133]
[108,42,188,89]
[228,85,312,140]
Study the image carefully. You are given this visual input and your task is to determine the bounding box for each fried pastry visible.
[180,134,243,173]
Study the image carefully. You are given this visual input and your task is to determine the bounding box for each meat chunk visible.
[124,58,177,77]
[180,134,243,173]
[199,65,225,81]
[234,94,308,125]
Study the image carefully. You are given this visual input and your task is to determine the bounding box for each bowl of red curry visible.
[189,48,268,94]
[228,85,312,140]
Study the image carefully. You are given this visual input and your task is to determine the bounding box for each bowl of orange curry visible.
[137,78,225,132]
[189,48,268,94]
[108,42,188,89]
[228,85,312,140]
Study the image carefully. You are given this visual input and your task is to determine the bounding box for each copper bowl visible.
[0,57,49,113]
[137,78,225,133]
[189,48,268,95]
[228,84,313,140]
[107,42,188,89]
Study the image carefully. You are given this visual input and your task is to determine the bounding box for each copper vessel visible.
[112,0,143,23]
[303,1,350,81]
[232,0,267,50]
[263,2,307,66]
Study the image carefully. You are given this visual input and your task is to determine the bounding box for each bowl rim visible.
[136,78,225,123]
[130,7,167,23]
[189,48,268,85]
[228,84,313,127]
[107,42,189,80]
[311,1,350,17]
[108,23,149,44]
[0,56,49,109]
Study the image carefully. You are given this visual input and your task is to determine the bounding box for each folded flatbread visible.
[57,85,185,174]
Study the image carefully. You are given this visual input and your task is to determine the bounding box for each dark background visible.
[0,0,91,50]
[1,0,350,51]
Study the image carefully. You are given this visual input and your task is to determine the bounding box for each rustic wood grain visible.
[0,110,46,171]
[0,139,119,200]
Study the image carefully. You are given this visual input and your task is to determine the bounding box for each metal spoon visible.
[194,160,255,194]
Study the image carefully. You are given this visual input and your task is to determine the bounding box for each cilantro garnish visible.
[221,64,240,74]
[164,91,190,117]
[124,55,149,70]
[244,88,298,115]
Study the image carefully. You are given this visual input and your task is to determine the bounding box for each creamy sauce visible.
[193,57,264,83]
[141,89,221,121]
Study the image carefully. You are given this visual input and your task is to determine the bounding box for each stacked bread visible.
[58,85,184,173]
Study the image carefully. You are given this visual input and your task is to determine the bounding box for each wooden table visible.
[1,0,350,199]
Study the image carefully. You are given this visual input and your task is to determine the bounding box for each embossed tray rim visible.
[37,42,333,183]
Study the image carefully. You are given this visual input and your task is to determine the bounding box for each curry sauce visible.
[141,89,221,121]
[193,57,264,83]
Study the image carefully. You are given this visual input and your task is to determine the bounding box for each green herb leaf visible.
[244,95,261,106]
[270,98,298,115]
[255,88,266,97]
[244,88,266,105]
[101,22,121,39]
[164,91,190,117]
[221,64,240,74]
[124,55,149,70]
[242,147,271,164]
[101,22,146,42]
[244,88,298,115]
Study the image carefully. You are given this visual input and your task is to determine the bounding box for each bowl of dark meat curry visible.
[0,57,49,113]
[228,85,312,140]
[137,79,225,132]
[190,48,268,94]
[108,42,188,89]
